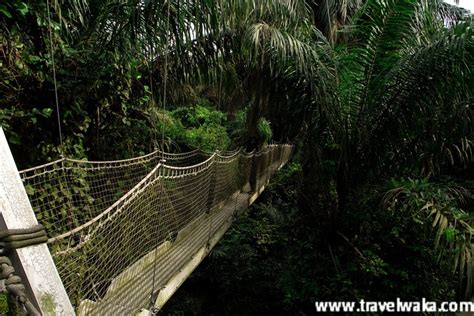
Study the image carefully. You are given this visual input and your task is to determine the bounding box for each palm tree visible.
[68,0,336,147]
[307,0,364,44]
[300,0,474,296]
[332,0,473,202]
[1,0,336,161]
[2,0,473,297]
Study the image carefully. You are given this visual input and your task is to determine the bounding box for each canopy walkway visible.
[0,129,292,315]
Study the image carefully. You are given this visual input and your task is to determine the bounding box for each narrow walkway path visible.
[79,178,275,315]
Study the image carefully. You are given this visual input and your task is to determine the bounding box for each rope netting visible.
[18,145,292,315]
[19,149,208,239]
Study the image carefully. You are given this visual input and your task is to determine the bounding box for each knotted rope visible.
[0,224,47,315]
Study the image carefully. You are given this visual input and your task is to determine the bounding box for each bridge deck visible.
[78,182,271,315]
[4,140,291,315]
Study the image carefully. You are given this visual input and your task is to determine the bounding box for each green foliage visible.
[257,118,273,144]
[181,125,230,152]
[227,108,248,144]
[172,105,226,128]
[0,107,53,144]
[300,2,474,301]
[0,0,334,167]
[0,1,29,19]
[381,177,474,297]
[331,0,474,184]
[0,294,7,315]
[163,162,307,315]
[164,161,458,315]
[167,105,231,151]
[0,291,25,315]
[1,0,473,311]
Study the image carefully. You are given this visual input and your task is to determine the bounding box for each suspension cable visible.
[206,0,226,249]
[217,0,224,119]
[46,0,64,152]
[149,1,172,312]
[147,41,158,149]
[161,0,172,154]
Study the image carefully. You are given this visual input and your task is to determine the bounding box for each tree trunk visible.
[298,138,339,233]
[245,71,269,151]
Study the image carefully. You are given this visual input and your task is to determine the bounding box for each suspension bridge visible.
[0,129,292,315]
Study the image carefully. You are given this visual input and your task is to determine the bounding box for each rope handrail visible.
[19,158,65,174]
[47,163,163,244]
[19,148,244,175]
[17,143,293,314]
[216,148,242,159]
[160,153,217,171]
[65,150,162,165]
[54,169,166,254]
[47,150,231,244]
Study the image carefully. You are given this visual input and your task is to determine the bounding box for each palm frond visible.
[381,179,474,298]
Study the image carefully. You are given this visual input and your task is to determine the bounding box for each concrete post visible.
[0,128,74,315]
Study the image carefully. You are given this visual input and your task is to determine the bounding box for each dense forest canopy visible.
[0,0,473,314]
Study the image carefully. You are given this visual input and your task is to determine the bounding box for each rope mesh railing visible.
[18,145,293,315]
[19,150,208,239]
